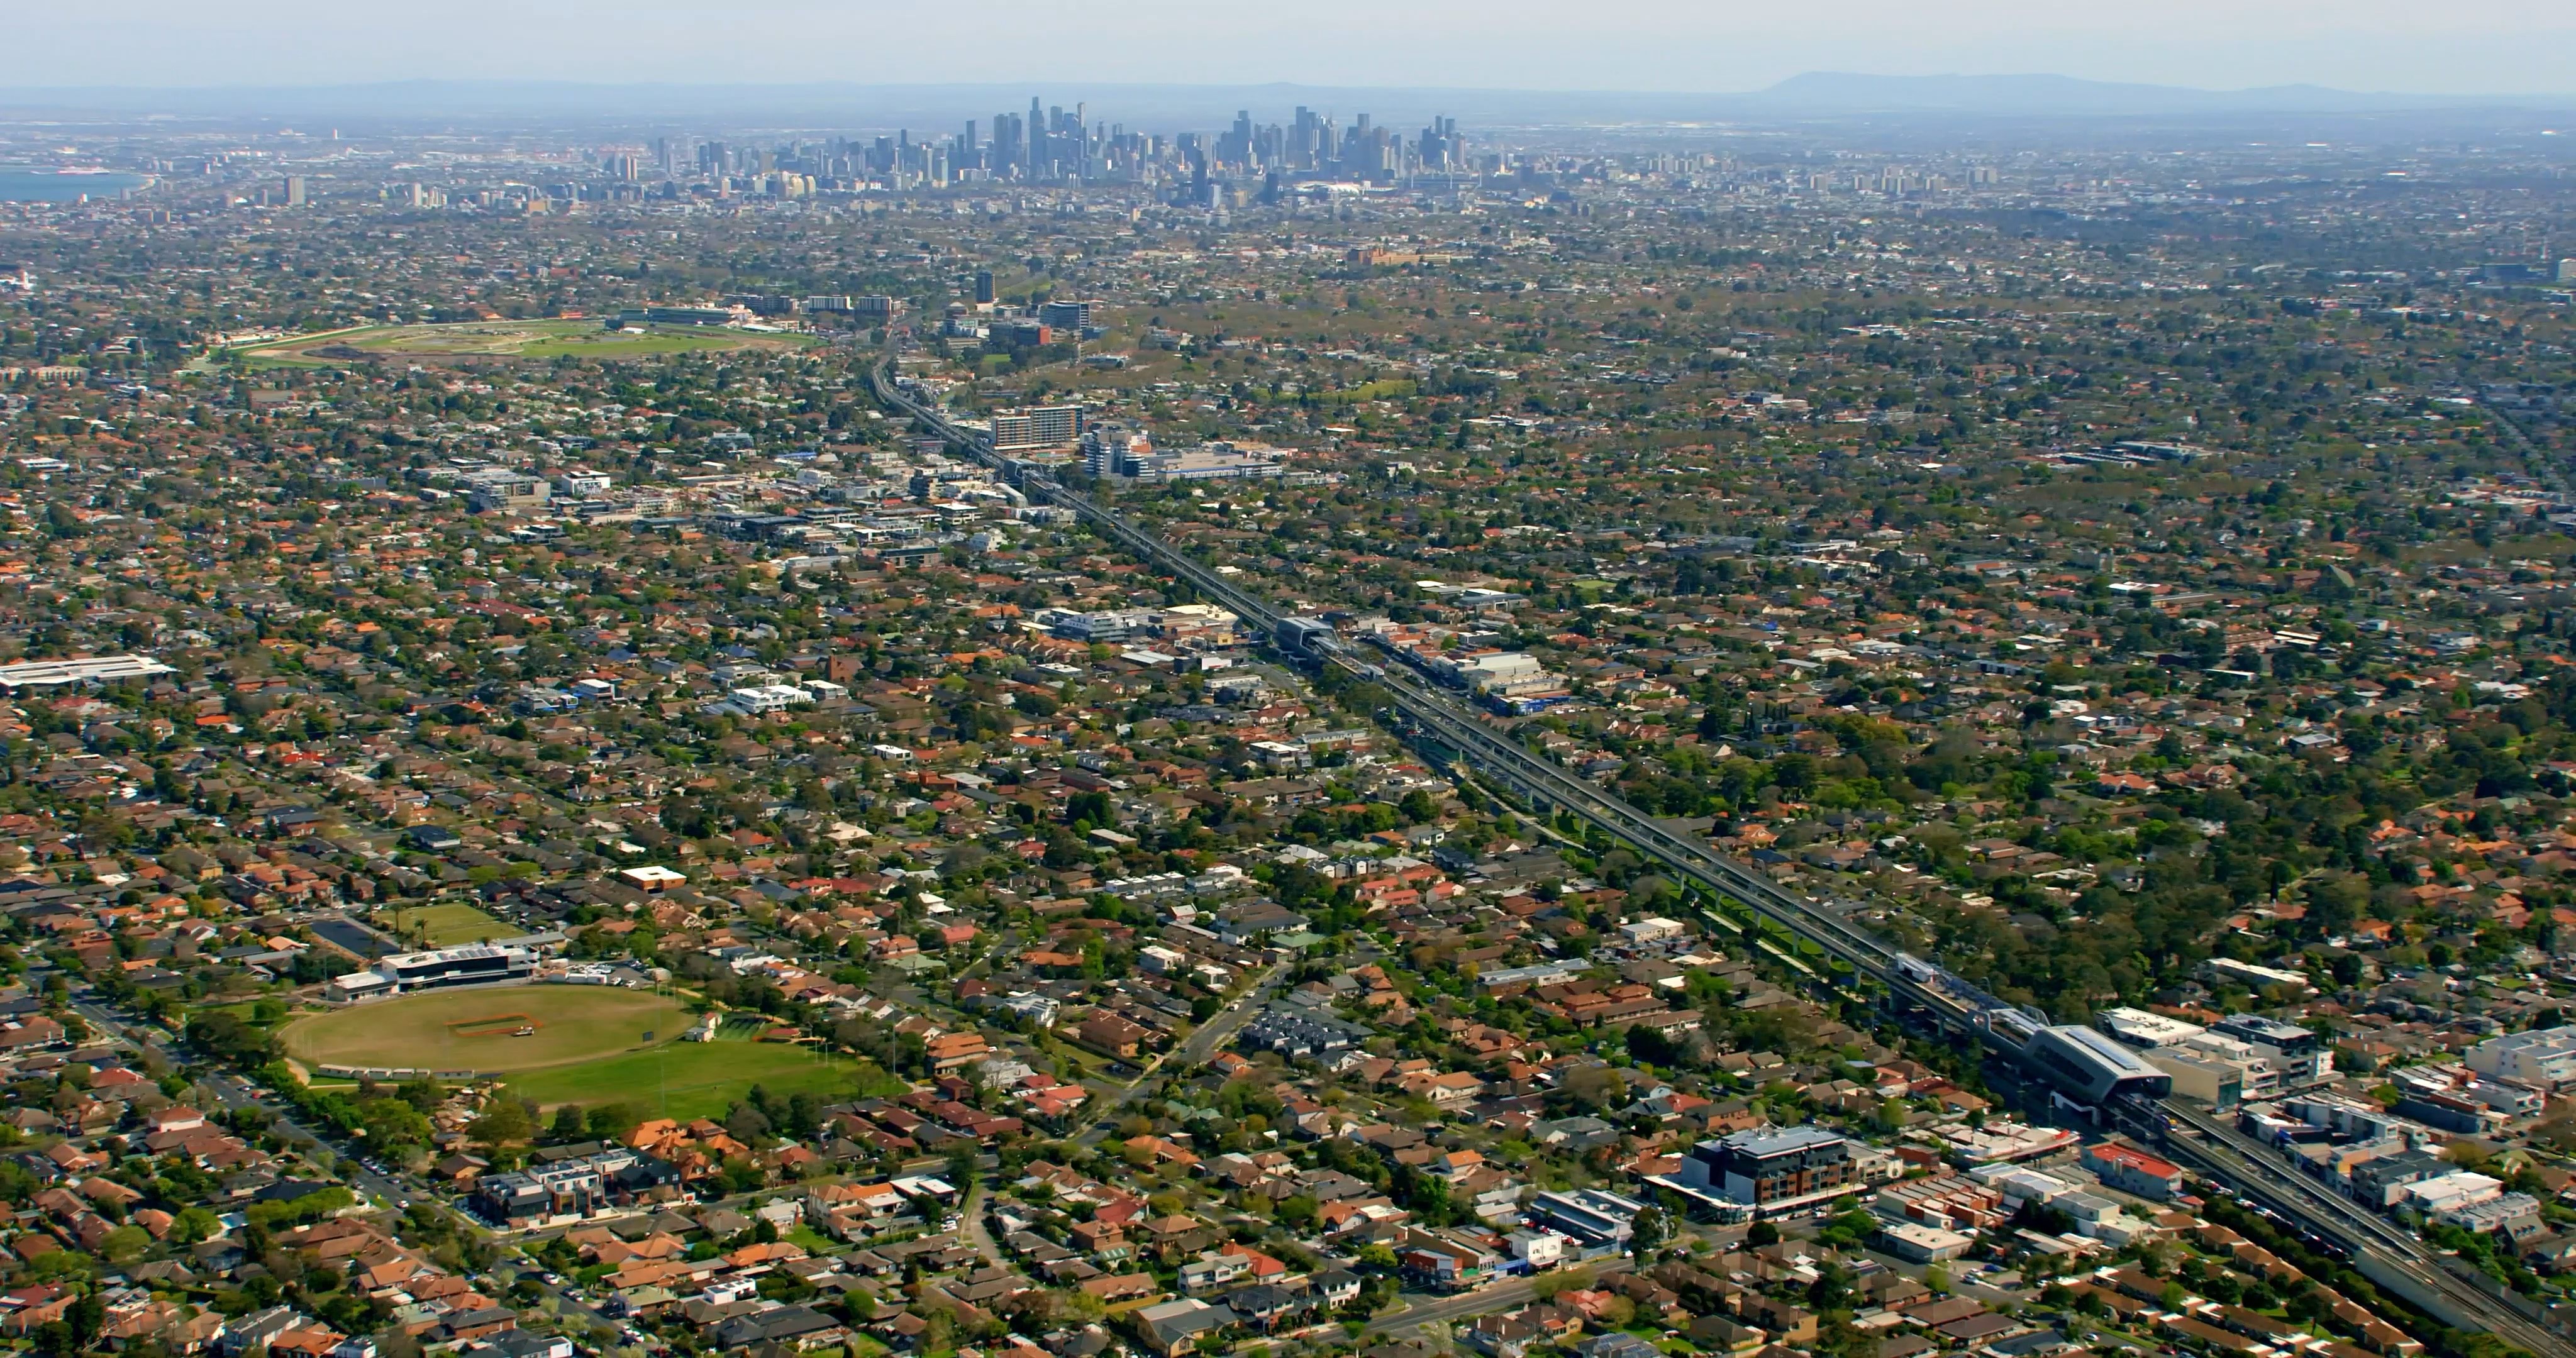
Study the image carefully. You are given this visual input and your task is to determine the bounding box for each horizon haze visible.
[8,0,2576,101]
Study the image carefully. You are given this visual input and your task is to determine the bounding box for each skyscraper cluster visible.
[615,98,1474,199]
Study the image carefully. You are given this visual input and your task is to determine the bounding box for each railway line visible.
[2158,1101,2573,1358]
[870,357,1947,1003]
[869,351,2576,1358]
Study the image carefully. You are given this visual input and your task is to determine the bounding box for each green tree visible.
[1629,1205,1672,1259]
[358,1098,432,1149]
[549,1103,589,1142]
[99,1225,150,1264]
[589,1103,644,1139]
[473,1095,533,1154]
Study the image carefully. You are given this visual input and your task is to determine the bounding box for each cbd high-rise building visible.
[992,113,1024,179]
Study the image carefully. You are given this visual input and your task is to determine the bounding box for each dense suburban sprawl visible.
[0,87,2573,1358]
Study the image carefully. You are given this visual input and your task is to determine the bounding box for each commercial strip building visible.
[2081,1142,2185,1200]
[1526,1189,1648,1252]
[1877,1220,1974,1262]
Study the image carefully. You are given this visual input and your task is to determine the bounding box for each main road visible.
[1361,1257,1636,1339]
[1073,959,1291,1149]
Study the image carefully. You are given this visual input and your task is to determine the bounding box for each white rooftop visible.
[0,655,175,689]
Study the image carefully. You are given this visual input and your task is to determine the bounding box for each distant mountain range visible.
[0,73,2562,128]
[1743,72,2478,115]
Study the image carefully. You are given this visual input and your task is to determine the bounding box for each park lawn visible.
[240,319,814,366]
[513,329,780,358]
[381,902,517,946]
[280,986,687,1074]
[504,1037,853,1123]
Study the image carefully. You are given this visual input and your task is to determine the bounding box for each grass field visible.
[279,986,687,1074]
[506,1035,855,1122]
[237,319,809,367]
[380,902,516,947]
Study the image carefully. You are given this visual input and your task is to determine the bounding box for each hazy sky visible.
[11,0,2576,95]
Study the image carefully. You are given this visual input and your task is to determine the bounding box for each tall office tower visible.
[962,119,977,166]
[1227,109,1254,168]
[653,137,673,175]
[282,175,307,206]
[992,113,1024,178]
[1028,96,1046,177]
[1418,116,1460,171]
[974,270,996,304]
